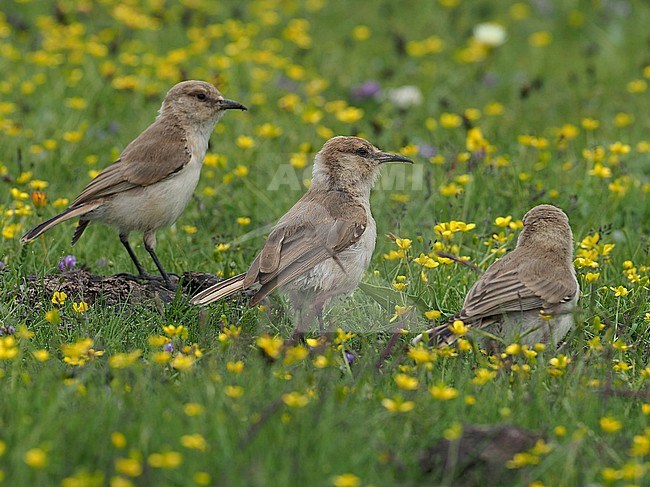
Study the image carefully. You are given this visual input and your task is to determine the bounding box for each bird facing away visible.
[191,136,413,333]
[414,204,579,348]
[21,80,247,287]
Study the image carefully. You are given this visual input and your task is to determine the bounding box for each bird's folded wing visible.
[461,256,577,322]
[72,121,191,206]
[246,207,367,305]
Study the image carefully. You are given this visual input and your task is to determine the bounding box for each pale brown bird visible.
[21,80,247,287]
[191,136,413,333]
[414,204,579,347]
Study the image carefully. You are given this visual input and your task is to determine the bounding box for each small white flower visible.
[387,86,423,108]
[473,22,507,47]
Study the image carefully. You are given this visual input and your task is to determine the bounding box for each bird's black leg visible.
[119,233,148,277]
[143,240,173,288]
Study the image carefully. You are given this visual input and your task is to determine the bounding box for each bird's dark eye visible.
[195,93,207,101]
[356,147,370,157]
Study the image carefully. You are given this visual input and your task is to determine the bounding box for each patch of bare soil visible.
[13,269,222,308]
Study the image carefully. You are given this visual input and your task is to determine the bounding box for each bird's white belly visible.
[102,157,203,233]
[289,216,377,304]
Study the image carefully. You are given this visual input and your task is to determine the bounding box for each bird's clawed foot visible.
[114,272,179,290]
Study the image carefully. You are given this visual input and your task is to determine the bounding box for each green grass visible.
[1,0,649,485]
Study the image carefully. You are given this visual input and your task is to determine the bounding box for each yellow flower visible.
[381,395,415,413]
[506,452,541,469]
[282,391,310,408]
[336,107,364,123]
[0,336,19,360]
[627,79,647,93]
[424,310,442,320]
[256,335,283,359]
[581,117,600,130]
[614,112,634,127]
[61,338,94,366]
[24,448,48,469]
[599,416,622,433]
[171,354,195,371]
[408,345,434,365]
[332,473,361,487]
[440,182,463,197]
[194,472,212,486]
[394,373,419,390]
[448,320,468,336]
[147,452,183,469]
[109,350,142,369]
[383,249,405,260]
[182,225,198,235]
[494,216,512,227]
[352,25,371,41]
[115,458,142,477]
[226,361,244,373]
[395,238,412,250]
[65,97,88,110]
[588,163,611,178]
[471,368,497,385]
[2,223,21,239]
[162,324,188,338]
[224,385,244,398]
[466,127,488,151]
[608,285,629,297]
[73,301,89,314]
[180,434,208,451]
[440,112,462,128]
[183,403,204,416]
[290,153,308,169]
[255,123,283,138]
[390,305,412,322]
[584,272,600,283]
[429,383,459,400]
[32,350,50,362]
[51,291,67,305]
[236,217,251,226]
[529,31,552,46]
[111,432,127,448]
[235,135,255,149]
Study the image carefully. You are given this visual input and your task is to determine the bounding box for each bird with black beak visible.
[191,136,413,335]
[21,80,247,288]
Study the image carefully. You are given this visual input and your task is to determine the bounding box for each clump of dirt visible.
[418,423,542,486]
[14,269,223,308]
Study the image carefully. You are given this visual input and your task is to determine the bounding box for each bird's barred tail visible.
[190,273,246,305]
[20,204,99,244]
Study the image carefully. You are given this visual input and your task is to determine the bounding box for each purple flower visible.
[163,342,174,353]
[351,80,381,101]
[344,350,356,365]
[96,257,109,268]
[418,144,438,158]
[0,261,4,270]
[58,255,77,272]
[0,325,15,335]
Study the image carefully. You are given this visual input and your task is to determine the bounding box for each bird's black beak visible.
[220,99,248,111]
[376,151,413,164]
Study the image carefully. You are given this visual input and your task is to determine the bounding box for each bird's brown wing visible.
[243,191,367,305]
[460,249,577,322]
[71,119,191,206]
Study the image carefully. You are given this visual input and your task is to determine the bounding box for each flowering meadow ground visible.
[0,0,649,485]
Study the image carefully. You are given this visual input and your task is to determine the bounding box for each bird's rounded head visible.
[518,204,573,251]
[160,80,247,124]
[522,204,569,227]
[312,136,412,195]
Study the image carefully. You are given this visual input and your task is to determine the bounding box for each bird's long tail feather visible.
[20,203,100,244]
[190,273,246,305]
